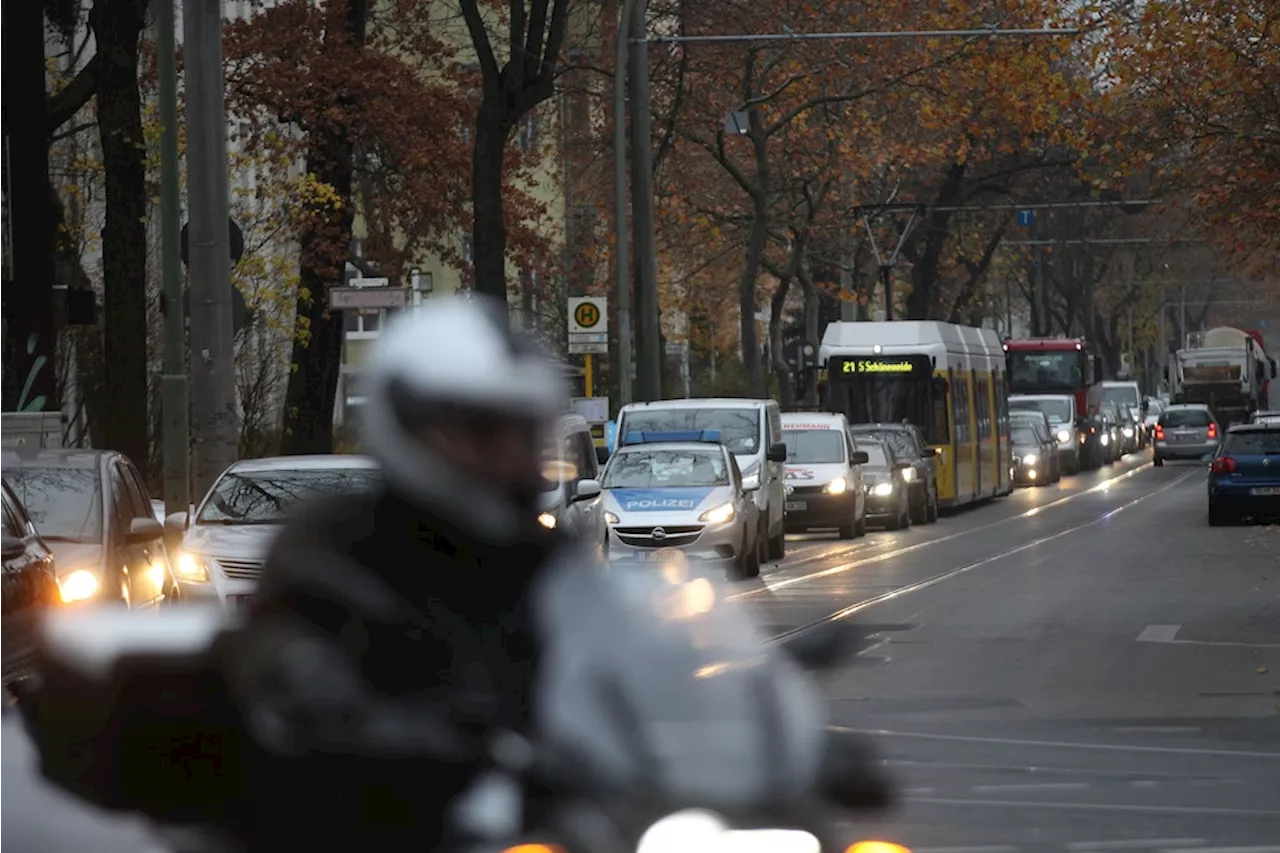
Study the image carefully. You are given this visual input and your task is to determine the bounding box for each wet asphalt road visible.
[738,449,1280,851]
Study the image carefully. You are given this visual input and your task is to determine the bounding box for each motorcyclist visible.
[218,293,575,851]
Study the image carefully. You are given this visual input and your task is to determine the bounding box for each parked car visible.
[166,455,382,610]
[848,422,940,523]
[2,479,60,692]
[2,448,176,607]
[1008,410,1062,482]
[1153,403,1221,466]
[1207,423,1280,525]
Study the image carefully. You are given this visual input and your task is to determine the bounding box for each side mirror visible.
[850,451,870,465]
[2,534,26,561]
[163,512,189,552]
[126,516,165,544]
[766,442,788,463]
[573,479,602,502]
[926,447,939,457]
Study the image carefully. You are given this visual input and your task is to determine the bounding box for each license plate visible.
[233,595,255,611]
[640,548,683,562]
[1250,487,1280,496]
[785,501,808,512]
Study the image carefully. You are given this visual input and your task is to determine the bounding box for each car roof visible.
[849,422,917,431]
[620,398,771,411]
[225,454,379,473]
[781,413,846,427]
[1162,403,1211,411]
[0,447,115,470]
[614,441,726,454]
[1227,422,1280,432]
[1010,393,1074,401]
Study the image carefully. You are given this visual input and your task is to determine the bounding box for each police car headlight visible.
[899,466,916,482]
[823,477,848,495]
[174,551,210,583]
[1057,429,1071,444]
[871,482,895,497]
[1022,453,1038,466]
[698,502,736,524]
[536,512,558,530]
[604,510,619,525]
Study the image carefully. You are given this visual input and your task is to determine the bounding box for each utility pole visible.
[628,0,662,402]
[183,0,239,498]
[612,0,635,406]
[2,0,58,414]
[158,0,189,513]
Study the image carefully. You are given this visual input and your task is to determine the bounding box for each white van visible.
[780,412,869,538]
[1008,393,1082,474]
[538,414,606,552]
[615,398,789,559]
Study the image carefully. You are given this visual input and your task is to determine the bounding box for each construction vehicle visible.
[1170,326,1276,426]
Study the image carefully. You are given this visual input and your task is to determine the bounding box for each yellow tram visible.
[819,320,1012,508]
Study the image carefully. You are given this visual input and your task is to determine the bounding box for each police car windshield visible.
[603,449,730,488]
[783,429,845,463]
[621,409,759,454]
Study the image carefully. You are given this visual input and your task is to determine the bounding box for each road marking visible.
[741,458,1154,600]
[970,781,1090,793]
[907,795,1280,816]
[1111,726,1202,734]
[1065,840,1206,851]
[1137,624,1280,649]
[768,471,1196,644]
[830,726,1280,759]
[1138,624,1182,642]
[1163,849,1280,853]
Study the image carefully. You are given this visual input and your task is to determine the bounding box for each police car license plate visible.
[785,501,807,512]
[234,595,255,611]
[1250,487,1280,496]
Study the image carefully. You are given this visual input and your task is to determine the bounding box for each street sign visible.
[664,341,686,355]
[571,396,610,423]
[351,276,390,289]
[569,333,607,344]
[568,341,607,355]
[1017,208,1035,227]
[328,286,409,311]
[569,296,608,334]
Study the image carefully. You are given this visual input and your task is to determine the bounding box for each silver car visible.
[601,437,761,579]
[1153,403,1221,466]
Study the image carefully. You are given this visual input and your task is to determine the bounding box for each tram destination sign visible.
[832,355,931,376]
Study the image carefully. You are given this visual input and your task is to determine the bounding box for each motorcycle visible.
[16,551,901,852]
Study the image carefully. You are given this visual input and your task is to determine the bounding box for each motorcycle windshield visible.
[530,552,826,811]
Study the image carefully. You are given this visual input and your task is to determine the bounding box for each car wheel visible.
[855,506,868,537]
[837,506,857,540]
[909,490,928,525]
[733,533,761,579]
[1152,454,1164,467]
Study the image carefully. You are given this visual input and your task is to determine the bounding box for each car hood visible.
[181,523,284,559]
[784,462,847,486]
[45,541,103,575]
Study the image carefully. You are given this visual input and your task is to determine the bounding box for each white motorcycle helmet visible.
[361,294,569,545]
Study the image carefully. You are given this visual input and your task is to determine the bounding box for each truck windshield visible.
[1007,351,1084,393]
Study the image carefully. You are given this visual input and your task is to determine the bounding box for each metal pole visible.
[642,27,1080,45]
[628,0,661,402]
[183,0,239,498]
[880,265,893,321]
[612,0,635,406]
[157,0,189,515]
[1179,283,1186,348]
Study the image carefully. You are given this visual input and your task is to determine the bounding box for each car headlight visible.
[823,476,849,495]
[871,481,895,497]
[1057,428,1071,443]
[698,502,736,524]
[899,466,916,482]
[1022,453,1038,466]
[174,551,210,583]
[1122,426,1134,437]
[536,511,558,530]
[637,810,821,853]
[604,510,619,525]
[59,569,100,603]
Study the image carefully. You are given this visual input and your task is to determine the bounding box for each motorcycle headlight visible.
[698,502,736,524]
[536,511,558,530]
[1057,428,1071,444]
[174,551,210,583]
[871,481,894,497]
[823,476,848,495]
[59,569,100,603]
[1022,453,1038,466]
[637,811,821,853]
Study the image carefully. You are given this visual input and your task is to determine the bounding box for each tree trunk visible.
[92,0,150,479]
[768,275,793,409]
[279,0,367,455]
[471,99,510,301]
[739,198,768,397]
[799,261,820,406]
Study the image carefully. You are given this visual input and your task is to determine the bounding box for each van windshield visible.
[1010,397,1072,424]
[1102,385,1140,408]
[621,408,760,454]
[782,430,845,464]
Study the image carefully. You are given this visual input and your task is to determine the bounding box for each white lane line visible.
[1138,624,1182,642]
[768,470,1196,643]
[970,781,1090,793]
[1163,848,1280,853]
[740,458,1154,599]
[907,796,1280,816]
[1112,726,1202,734]
[830,726,1280,759]
[1065,840,1206,851]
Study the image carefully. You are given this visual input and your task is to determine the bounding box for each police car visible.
[600,431,763,579]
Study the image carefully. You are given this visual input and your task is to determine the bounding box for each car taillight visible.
[1154,425,1164,440]
[1210,456,1236,473]
[1207,423,1218,439]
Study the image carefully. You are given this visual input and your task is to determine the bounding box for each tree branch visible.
[47,55,100,133]
[459,0,500,88]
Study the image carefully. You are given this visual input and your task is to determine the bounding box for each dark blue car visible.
[1207,423,1280,526]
